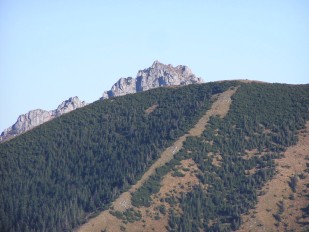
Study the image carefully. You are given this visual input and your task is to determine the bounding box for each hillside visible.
[77,82,309,232]
[1,81,309,232]
[76,87,238,232]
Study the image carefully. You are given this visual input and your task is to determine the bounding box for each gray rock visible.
[0,97,86,142]
[103,77,137,98]
[102,60,203,99]
[52,96,86,117]
[1,61,202,142]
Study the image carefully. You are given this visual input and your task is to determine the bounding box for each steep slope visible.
[78,83,309,232]
[0,96,86,142]
[76,87,237,232]
[238,121,309,232]
[165,83,309,231]
[0,82,231,232]
[1,82,308,232]
[101,61,203,99]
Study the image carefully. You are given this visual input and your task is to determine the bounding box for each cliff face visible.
[102,61,203,99]
[0,97,86,142]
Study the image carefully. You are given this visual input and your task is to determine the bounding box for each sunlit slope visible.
[0,82,234,232]
[166,83,309,231]
[77,82,309,232]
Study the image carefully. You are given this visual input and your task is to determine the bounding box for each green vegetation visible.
[289,175,299,192]
[131,158,181,207]
[171,170,185,177]
[273,200,285,222]
[110,208,142,223]
[167,83,309,231]
[158,205,167,215]
[0,82,234,232]
[1,82,308,232]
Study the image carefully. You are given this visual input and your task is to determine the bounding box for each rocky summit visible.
[101,60,203,99]
[0,97,86,142]
[1,61,202,143]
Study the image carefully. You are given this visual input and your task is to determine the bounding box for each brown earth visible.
[123,158,201,232]
[75,88,237,232]
[238,121,309,232]
[145,104,158,114]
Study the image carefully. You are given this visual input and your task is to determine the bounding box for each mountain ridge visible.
[101,60,203,99]
[1,81,309,232]
[0,96,86,142]
[1,61,203,143]
[76,87,238,232]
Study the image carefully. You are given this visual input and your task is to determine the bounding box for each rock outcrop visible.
[1,61,202,142]
[102,61,203,99]
[0,97,86,142]
[52,96,86,117]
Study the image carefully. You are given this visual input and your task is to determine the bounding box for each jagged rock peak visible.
[0,96,86,143]
[52,96,86,117]
[102,61,203,99]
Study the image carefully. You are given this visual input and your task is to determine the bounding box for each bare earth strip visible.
[123,158,201,232]
[238,121,309,232]
[75,88,237,232]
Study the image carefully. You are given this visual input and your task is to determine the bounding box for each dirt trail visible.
[238,121,309,232]
[75,88,237,232]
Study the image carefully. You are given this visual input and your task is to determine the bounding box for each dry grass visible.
[238,121,309,232]
[75,87,237,232]
[159,159,201,197]
[124,159,201,232]
[211,153,223,167]
[242,149,268,160]
[242,149,259,160]
[145,104,158,114]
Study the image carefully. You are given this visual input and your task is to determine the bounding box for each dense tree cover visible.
[167,83,309,231]
[0,82,234,232]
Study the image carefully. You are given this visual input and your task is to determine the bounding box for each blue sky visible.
[1,0,309,132]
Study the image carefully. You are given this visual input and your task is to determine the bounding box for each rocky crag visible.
[1,61,203,142]
[0,97,86,142]
[101,60,203,99]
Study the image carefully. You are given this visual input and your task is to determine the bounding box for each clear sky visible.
[1,0,308,133]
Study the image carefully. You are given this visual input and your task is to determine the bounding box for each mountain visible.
[1,61,201,143]
[0,96,86,142]
[1,81,308,232]
[101,60,203,99]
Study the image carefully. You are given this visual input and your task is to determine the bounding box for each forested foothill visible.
[0,82,235,232]
[1,82,308,232]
